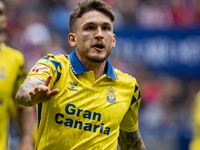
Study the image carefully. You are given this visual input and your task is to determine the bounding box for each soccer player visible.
[15,0,146,149]
[0,1,34,150]
[190,91,200,150]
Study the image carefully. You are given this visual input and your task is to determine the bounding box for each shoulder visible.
[1,43,24,65]
[113,68,140,95]
[41,53,69,63]
[36,54,70,73]
[1,43,24,59]
[114,68,138,84]
[38,53,68,65]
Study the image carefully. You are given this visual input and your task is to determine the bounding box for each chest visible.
[48,71,132,126]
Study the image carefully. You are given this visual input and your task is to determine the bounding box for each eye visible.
[102,26,110,31]
[85,26,95,30]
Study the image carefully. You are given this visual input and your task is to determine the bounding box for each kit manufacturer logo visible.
[67,81,78,91]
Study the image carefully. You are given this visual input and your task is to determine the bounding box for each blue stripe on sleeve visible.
[56,71,61,83]
[50,60,59,69]
[37,102,42,129]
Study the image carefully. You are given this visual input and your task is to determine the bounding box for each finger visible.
[34,87,39,93]
[43,75,52,86]
[29,92,34,97]
[48,89,59,99]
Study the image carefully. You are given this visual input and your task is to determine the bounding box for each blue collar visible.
[69,50,118,80]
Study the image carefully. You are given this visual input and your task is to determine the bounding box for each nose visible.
[95,27,103,40]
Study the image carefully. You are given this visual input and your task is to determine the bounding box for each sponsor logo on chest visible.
[55,103,111,135]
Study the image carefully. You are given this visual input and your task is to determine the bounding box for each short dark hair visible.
[69,0,115,33]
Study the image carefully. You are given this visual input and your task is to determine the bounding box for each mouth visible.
[92,43,104,51]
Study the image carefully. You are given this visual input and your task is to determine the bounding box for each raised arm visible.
[15,75,59,106]
[118,129,146,150]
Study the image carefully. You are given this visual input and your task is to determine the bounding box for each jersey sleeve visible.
[120,78,141,132]
[27,54,62,89]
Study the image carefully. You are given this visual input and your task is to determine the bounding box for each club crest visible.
[106,87,116,103]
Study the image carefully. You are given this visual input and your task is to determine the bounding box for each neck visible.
[84,61,107,80]
[75,51,107,80]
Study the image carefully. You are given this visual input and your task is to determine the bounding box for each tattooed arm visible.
[118,129,146,150]
[15,75,59,106]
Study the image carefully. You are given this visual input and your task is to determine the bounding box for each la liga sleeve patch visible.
[31,64,50,74]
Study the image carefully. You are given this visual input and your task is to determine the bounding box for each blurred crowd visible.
[2,0,200,150]
[3,0,200,69]
[3,0,200,70]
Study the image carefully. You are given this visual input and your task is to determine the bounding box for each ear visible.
[68,33,77,47]
[112,34,116,48]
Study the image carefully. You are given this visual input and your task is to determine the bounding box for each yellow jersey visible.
[0,43,26,150]
[28,50,141,150]
[190,91,200,150]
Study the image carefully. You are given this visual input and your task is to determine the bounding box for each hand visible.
[29,75,59,105]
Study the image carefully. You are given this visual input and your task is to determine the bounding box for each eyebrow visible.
[83,22,112,26]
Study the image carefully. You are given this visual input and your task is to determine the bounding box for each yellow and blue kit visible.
[28,50,141,150]
[0,43,26,150]
[190,91,200,150]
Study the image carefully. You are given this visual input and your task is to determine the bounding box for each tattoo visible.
[35,77,45,82]
[19,82,34,95]
[35,77,44,86]
[118,129,146,150]
[24,77,31,82]
[16,94,32,106]
[16,77,45,106]
[37,82,42,85]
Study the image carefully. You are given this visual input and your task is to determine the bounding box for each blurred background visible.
[3,0,200,150]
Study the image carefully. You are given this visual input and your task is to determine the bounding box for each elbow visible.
[15,92,22,105]
[15,92,34,107]
[15,92,27,106]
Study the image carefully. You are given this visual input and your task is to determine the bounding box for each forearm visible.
[16,75,59,107]
[18,107,34,141]
[15,77,44,106]
[118,129,146,150]
[18,107,35,150]
[16,78,35,106]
